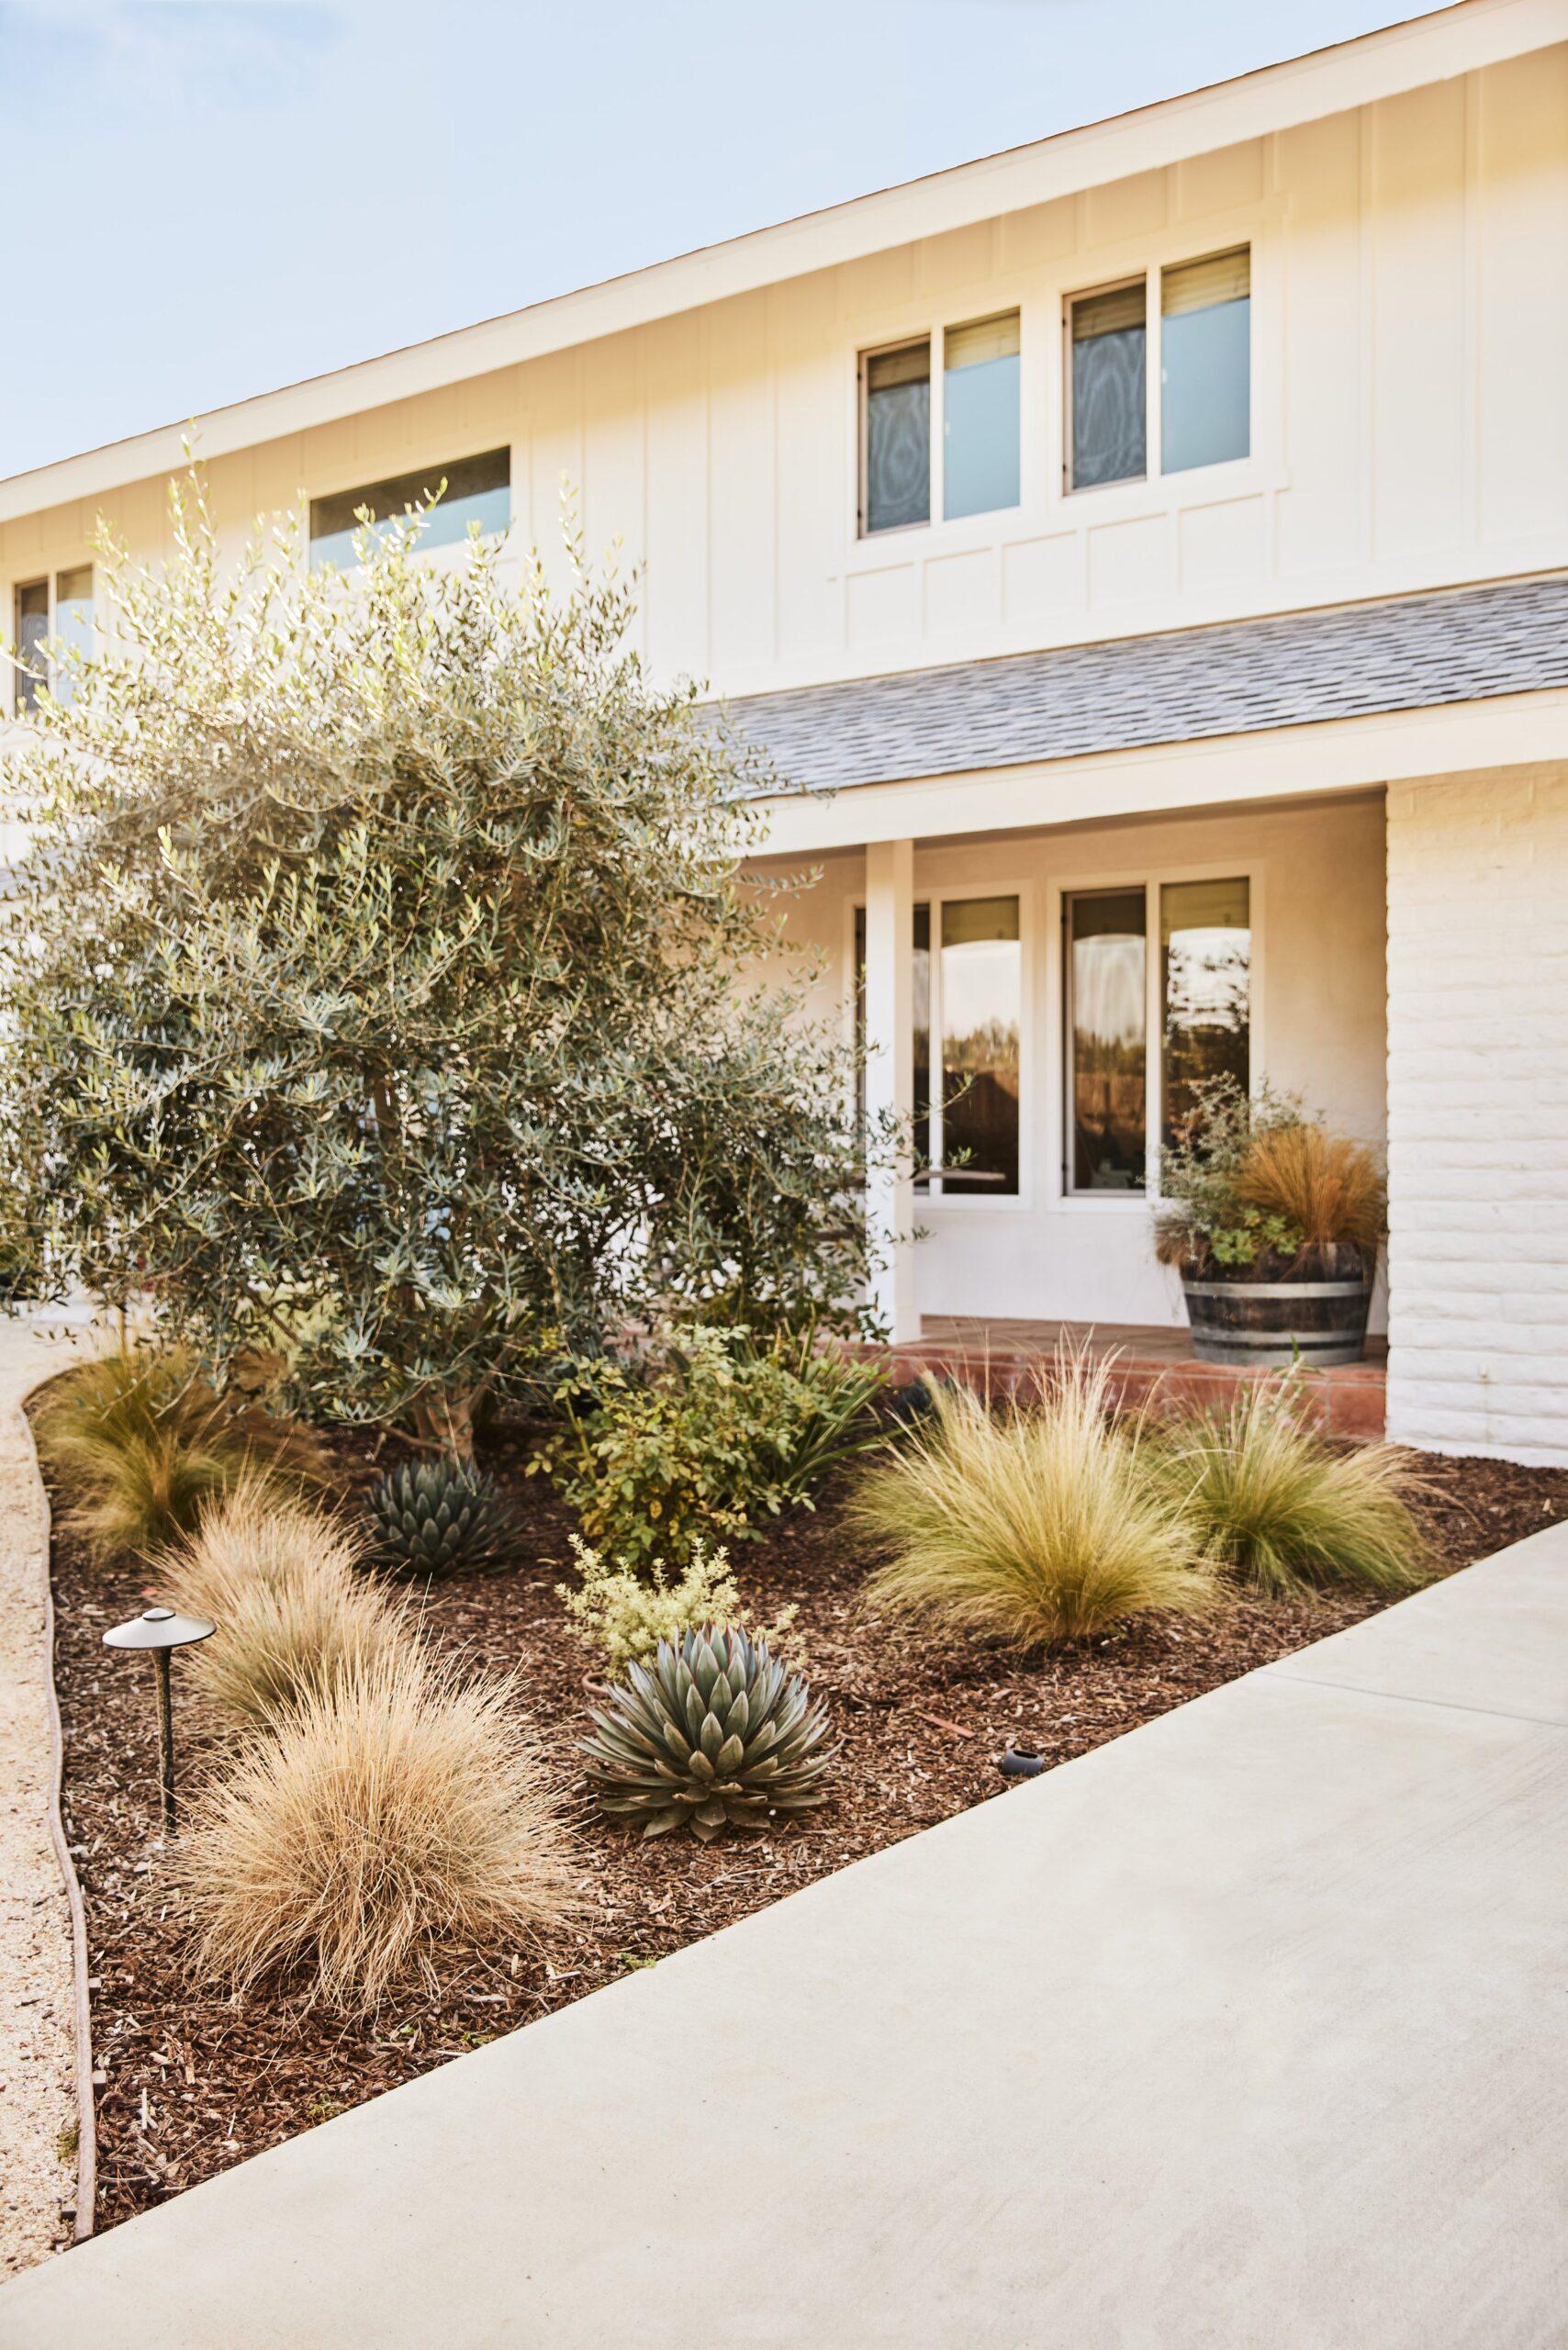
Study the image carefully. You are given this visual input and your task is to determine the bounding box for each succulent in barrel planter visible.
[364,1459,516,1577]
[582,1625,834,1841]
[1154,1080,1384,1369]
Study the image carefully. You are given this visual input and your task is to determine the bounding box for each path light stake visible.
[997,1740,1045,1785]
[102,1607,216,1839]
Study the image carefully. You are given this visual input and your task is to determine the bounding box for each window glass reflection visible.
[1068,890,1147,1191]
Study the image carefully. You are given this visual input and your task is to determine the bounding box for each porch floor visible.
[887,1317,1388,1439]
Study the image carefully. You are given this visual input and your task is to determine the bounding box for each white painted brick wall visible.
[1387,763,1568,1464]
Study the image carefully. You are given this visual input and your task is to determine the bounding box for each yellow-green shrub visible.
[557,1533,796,1672]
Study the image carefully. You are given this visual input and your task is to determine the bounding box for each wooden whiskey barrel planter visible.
[1181,1275,1373,1369]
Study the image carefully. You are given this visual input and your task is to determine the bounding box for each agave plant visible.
[364,1459,515,1578]
[583,1626,834,1842]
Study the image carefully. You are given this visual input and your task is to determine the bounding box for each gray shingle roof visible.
[721,574,1568,795]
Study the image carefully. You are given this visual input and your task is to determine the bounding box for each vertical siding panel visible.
[1369,80,1467,558]
[642,314,709,686]
[707,290,775,685]
[1273,110,1361,578]
[1474,49,1568,547]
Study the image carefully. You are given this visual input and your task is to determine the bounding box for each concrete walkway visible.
[0,1319,89,2276]
[6,1521,1568,2345]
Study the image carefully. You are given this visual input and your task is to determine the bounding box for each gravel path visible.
[0,1320,87,2277]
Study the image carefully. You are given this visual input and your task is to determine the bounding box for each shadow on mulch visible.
[40,1415,1568,2232]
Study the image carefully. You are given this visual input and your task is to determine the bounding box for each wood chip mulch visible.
[39,1418,1568,2234]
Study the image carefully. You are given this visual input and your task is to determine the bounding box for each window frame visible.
[303,438,518,574]
[848,875,1035,1212]
[857,310,1025,542]
[1062,271,1153,498]
[1051,857,1264,1208]
[1061,243,1251,499]
[9,565,94,718]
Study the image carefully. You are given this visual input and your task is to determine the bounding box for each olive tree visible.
[0,476,872,1454]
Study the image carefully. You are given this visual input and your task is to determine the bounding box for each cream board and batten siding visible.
[749,792,1388,1331]
[1386,764,1568,1465]
[4,42,1567,702]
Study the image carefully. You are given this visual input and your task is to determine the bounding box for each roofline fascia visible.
[3,0,1563,527]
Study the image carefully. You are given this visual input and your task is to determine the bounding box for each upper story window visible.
[1160,248,1250,475]
[943,312,1021,520]
[860,310,1022,537]
[1069,280,1148,489]
[308,446,511,571]
[1066,244,1249,494]
[13,566,94,714]
[863,341,931,533]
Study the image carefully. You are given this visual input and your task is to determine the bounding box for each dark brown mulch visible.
[41,1422,1568,2233]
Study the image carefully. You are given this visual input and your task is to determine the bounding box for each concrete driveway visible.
[5,1516,1566,2346]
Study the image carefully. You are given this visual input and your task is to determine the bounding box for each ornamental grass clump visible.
[33,1342,330,1561]
[1235,1123,1385,1261]
[1155,1383,1428,1600]
[852,1351,1214,1648]
[159,1483,403,1727]
[583,1626,834,1842]
[557,1534,796,1673]
[176,1649,580,2014]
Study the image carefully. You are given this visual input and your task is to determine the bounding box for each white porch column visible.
[1386,763,1568,1465]
[863,837,918,1342]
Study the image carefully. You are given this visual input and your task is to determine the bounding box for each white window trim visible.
[1061,241,1253,500]
[856,311,1026,545]
[849,874,1036,1213]
[1048,856,1265,1210]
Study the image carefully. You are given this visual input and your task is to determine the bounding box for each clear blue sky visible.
[2,0,1423,479]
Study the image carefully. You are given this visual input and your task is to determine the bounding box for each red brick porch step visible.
[881,1317,1387,1441]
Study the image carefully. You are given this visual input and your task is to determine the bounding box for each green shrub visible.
[159,1482,403,1726]
[33,1343,330,1561]
[582,1626,834,1842]
[1153,1383,1428,1598]
[539,1324,887,1568]
[557,1533,796,1672]
[852,1352,1214,1648]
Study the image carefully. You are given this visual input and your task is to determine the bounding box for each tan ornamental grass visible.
[851,1349,1215,1648]
[1236,1123,1385,1256]
[175,1647,582,2015]
[1153,1382,1428,1601]
[33,1341,332,1561]
[158,1481,404,1727]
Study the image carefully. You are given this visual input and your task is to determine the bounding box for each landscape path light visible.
[102,1606,216,1839]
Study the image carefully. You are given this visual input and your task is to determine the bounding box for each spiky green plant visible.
[1152,1382,1428,1599]
[851,1349,1215,1649]
[364,1458,516,1578]
[583,1627,834,1842]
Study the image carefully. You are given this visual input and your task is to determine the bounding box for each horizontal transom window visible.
[308,447,511,571]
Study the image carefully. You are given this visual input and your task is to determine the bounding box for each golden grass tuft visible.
[1153,1382,1428,1599]
[1236,1124,1385,1255]
[158,1482,403,1727]
[851,1349,1215,1648]
[33,1342,331,1561]
[175,1647,582,2015]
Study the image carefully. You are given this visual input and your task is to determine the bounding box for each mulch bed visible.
[40,1419,1568,2232]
